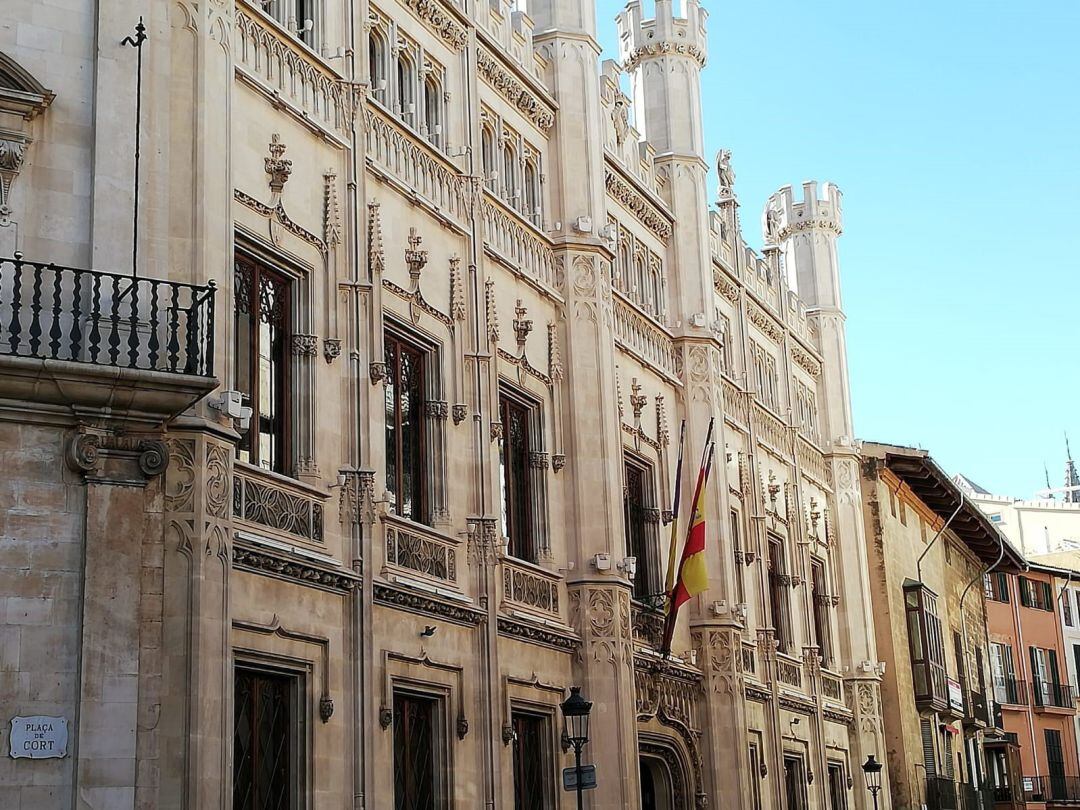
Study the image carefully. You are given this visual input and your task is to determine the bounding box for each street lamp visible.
[561,686,593,810]
[862,754,883,810]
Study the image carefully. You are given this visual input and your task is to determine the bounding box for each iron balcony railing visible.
[993,677,1028,706]
[1022,774,1080,803]
[0,255,216,376]
[925,776,995,810]
[1033,679,1075,709]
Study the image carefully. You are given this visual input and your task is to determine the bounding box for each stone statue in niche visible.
[716,149,736,198]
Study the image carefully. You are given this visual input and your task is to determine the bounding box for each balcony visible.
[994,678,1029,707]
[1033,679,1075,711]
[1024,775,1080,804]
[0,256,217,418]
[925,776,994,810]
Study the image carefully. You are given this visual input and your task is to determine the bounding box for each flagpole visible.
[663,421,686,597]
[661,440,715,657]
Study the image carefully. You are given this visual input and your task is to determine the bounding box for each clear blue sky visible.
[594,0,1080,498]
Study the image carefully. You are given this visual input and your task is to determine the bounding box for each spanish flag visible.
[661,441,714,656]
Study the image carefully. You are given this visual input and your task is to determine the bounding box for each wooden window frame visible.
[904,582,948,711]
[384,330,428,524]
[234,252,292,475]
[623,453,660,601]
[498,385,544,563]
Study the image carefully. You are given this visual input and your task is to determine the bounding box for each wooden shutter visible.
[921,718,937,776]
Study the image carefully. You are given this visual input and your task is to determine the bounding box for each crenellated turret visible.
[764,181,844,309]
[616,0,709,157]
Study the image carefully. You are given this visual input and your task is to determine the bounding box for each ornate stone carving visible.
[0,133,29,226]
[265,134,292,194]
[547,321,563,384]
[67,432,169,479]
[205,444,231,518]
[319,695,335,723]
[475,45,555,131]
[629,378,647,420]
[164,439,196,513]
[551,454,566,473]
[374,582,486,626]
[605,167,673,243]
[369,361,387,384]
[368,201,385,277]
[485,278,499,344]
[323,339,341,364]
[385,522,457,583]
[233,469,325,542]
[233,544,359,592]
[512,299,533,355]
[496,616,579,652]
[501,562,560,614]
[405,227,428,285]
[322,170,341,249]
[398,0,468,51]
[715,149,735,200]
[623,40,707,73]
[234,189,326,251]
[452,404,467,425]
[291,334,319,357]
[791,342,821,377]
[449,256,465,323]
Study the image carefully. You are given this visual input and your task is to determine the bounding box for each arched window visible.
[502,142,517,205]
[396,52,415,122]
[633,253,647,306]
[617,241,630,294]
[368,31,387,103]
[481,125,496,190]
[523,159,540,225]
[423,75,442,148]
[650,265,663,318]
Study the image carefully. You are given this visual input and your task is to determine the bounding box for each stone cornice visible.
[604,161,673,244]
[374,581,486,626]
[497,616,580,652]
[746,300,783,345]
[622,40,706,73]
[396,0,468,52]
[232,543,361,593]
[777,217,843,239]
[475,43,555,132]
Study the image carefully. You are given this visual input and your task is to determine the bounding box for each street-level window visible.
[385,333,426,523]
[747,744,763,810]
[783,755,808,810]
[393,691,445,810]
[234,254,290,474]
[827,761,847,810]
[511,710,552,810]
[234,665,303,810]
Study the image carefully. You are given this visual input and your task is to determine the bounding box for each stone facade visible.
[0,0,884,808]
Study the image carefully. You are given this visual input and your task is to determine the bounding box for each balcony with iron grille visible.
[993,678,1029,708]
[924,776,996,810]
[1033,679,1076,712]
[1024,775,1080,804]
[0,255,218,422]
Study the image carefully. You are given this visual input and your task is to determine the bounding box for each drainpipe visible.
[1011,575,1041,781]
[959,533,1006,788]
[916,499,964,585]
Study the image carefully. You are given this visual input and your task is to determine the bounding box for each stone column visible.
[157,429,235,810]
[66,433,169,810]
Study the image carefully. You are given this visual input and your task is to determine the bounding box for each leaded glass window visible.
[385,334,426,523]
[394,692,443,810]
[234,255,290,474]
[500,394,535,562]
[624,458,657,600]
[234,667,298,810]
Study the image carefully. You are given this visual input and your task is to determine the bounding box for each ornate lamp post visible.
[560,686,593,810]
[862,754,883,810]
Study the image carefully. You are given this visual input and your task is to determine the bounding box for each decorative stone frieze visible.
[232,544,359,592]
[475,44,555,131]
[604,167,673,243]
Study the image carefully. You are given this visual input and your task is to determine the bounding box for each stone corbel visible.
[0,132,30,227]
[66,430,169,481]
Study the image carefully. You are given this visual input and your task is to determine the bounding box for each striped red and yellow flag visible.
[661,441,714,656]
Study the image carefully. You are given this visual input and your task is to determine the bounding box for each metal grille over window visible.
[512,712,550,810]
[393,692,442,810]
[234,667,296,810]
